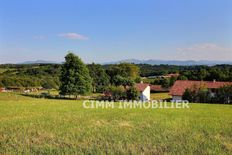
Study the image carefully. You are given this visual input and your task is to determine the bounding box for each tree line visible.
[0,55,232,91]
[59,53,140,100]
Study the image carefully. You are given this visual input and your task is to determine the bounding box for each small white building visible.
[135,83,150,101]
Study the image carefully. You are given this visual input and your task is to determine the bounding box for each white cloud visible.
[175,43,232,61]
[58,33,88,40]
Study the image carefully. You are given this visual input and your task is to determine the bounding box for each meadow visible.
[150,92,171,100]
[0,93,232,154]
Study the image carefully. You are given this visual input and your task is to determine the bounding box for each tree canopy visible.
[59,53,92,96]
[88,63,110,93]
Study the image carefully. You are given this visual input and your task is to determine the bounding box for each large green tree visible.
[88,63,110,93]
[59,53,92,97]
[106,63,140,85]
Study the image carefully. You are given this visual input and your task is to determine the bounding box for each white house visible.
[135,83,150,101]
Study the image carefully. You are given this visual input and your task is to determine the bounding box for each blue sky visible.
[0,0,231,63]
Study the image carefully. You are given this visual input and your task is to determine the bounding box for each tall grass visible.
[0,93,232,154]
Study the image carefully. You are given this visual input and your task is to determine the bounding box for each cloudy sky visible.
[0,0,231,63]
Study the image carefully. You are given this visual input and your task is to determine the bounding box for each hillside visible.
[0,64,232,88]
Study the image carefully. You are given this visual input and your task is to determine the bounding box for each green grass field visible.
[150,92,171,100]
[0,93,232,154]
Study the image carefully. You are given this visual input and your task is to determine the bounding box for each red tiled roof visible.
[135,83,149,91]
[170,80,232,96]
[150,85,162,91]
[150,85,163,91]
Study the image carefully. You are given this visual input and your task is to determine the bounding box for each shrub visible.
[105,86,126,101]
[126,86,139,100]
[215,85,232,104]
[183,85,232,104]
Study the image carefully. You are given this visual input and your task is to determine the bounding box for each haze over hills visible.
[14,59,232,66]
[104,59,232,66]
[18,60,61,64]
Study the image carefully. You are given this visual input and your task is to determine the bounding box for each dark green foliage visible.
[112,75,134,87]
[41,79,58,89]
[169,76,177,87]
[180,65,232,81]
[178,75,188,80]
[183,85,232,104]
[105,86,126,101]
[0,64,61,88]
[59,53,92,96]
[105,85,138,101]
[126,86,139,100]
[0,76,58,87]
[0,63,232,91]
[138,64,180,77]
[182,89,193,101]
[138,64,232,82]
[117,63,140,80]
[183,88,210,103]
[134,77,141,83]
[152,78,171,88]
[106,63,140,84]
[216,85,232,104]
[88,63,110,93]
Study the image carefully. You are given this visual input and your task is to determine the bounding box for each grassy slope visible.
[150,92,171,100]
[0,93,232,154]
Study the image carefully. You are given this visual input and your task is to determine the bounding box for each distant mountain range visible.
[18,59,232,66]
[104,59,232,66]
[19,60,61,64]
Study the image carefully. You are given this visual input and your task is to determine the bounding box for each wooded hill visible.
[0,63,232,89]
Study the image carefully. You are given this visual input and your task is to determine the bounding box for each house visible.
[135,83,150,101]
[5,87,22,92]
[0,87,6,92]
[135,83,169,101]
[170,80,232,101]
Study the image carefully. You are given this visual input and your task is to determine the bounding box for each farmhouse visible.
[170,80,232,101]
[0,87,6,92]
[135,83,150,101]
[135,83,169,101]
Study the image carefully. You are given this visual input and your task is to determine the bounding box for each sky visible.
[0,0,232,64]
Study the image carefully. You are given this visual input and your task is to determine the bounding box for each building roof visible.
[135,84,169,92]
[150,85,169,92]
[169,80,232,96]
[150,85,162,91]
[135,83,149,92]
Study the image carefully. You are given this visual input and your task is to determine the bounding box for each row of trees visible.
[179,67,232,81]
[138,64,232,82]
[0,76,59,89]
[1,61,232,89]
[146,66,232,88]
[183,85,232,104]
[0,54,141,94]
[59,53,140,99]
[151,76,177,88]
[0,64,61,88]
[104,86,139,101]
